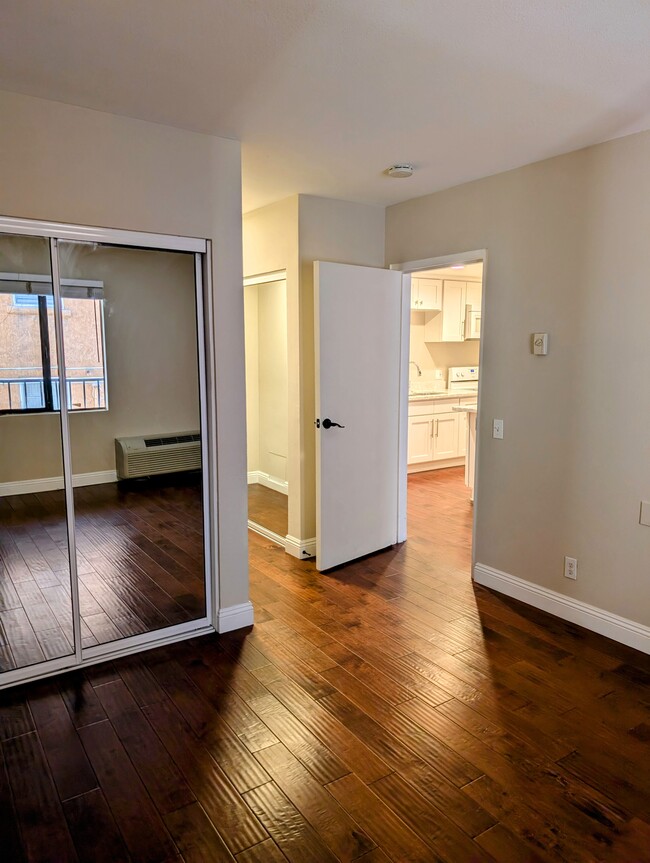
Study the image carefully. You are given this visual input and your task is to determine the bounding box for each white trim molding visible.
[247,520,286,548]
[247,471,288,495]
[0,470,118,498]
[474,563,650,655]
[217,601,254,633]
[285,535,316,560]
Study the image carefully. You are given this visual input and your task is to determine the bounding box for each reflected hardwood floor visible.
[2,469,650,861]
[0,475,205,672]
[248,483,288,537]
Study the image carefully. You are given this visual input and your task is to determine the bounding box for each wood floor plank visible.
[27,682,98,802]
[327,773,437,863]
[369,771,494,861]
[255,742,376,860]
[0,686,34,740]
[235,838,287,862]
[164,802,236,862]
[248,691,350,785]
[243,780,339,863]
[3,731,78,863]
[78,719,178,863]
[63,788,130,863]
[0,743,27,863]
[143,698,269,854]
[95,679,196,814]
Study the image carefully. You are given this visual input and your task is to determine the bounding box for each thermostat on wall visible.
[532,333,548,355]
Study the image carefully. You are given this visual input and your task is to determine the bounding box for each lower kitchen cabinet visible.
[407,415,436,464]
[431,412,459,460]
[407,397,468,470]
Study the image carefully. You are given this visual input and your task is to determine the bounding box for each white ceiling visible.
[2,1,650,213]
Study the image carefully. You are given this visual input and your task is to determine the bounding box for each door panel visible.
[315,261,405,571]
[0,233,76,674]
[57,240,208,649]
[432,413,459,460]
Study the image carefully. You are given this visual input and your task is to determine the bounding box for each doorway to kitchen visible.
[395,251,485,578]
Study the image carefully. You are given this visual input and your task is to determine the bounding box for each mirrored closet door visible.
[0,233,76,675]
[0,219,213,689]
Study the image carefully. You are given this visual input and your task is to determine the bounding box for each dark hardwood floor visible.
[2,467,650,861]
[0,476,205,671]
[248,483,288,538]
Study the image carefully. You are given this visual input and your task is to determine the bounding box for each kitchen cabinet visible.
[407,415,435,464]
[423,278,482,343]
[407,397,468,469]
[431,412,459,459]
[411,277,442,311]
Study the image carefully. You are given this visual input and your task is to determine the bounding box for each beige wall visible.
[409,314,480,383]
[0,90,247,611]
[386,130,650,627]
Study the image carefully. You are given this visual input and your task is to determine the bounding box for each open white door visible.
[315,261,409,571]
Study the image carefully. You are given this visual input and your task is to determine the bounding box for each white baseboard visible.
[474,562,650,656]
[0,470,118,498]
[285,535,316,560]
[247,519,286,548]
[217,601,254,633]
[247,471,288,495]
[407,456,464,474]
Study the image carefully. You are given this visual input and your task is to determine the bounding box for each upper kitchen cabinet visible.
[411,276,442,311]
[424,279,482,342]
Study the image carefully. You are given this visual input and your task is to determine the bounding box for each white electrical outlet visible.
[564,556,577,580]
[492,419,504,439]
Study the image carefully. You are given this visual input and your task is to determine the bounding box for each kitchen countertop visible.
[408,389,478,402]
[452,403,477,413]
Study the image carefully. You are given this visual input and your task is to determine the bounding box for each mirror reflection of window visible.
[1,276,107,415]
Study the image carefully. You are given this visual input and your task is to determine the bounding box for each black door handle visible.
[321,418,345,429]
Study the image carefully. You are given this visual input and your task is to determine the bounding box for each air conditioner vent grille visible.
[144,433,200,448]
[115,431,202,479]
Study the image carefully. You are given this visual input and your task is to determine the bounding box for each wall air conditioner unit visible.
[115,431,201,479]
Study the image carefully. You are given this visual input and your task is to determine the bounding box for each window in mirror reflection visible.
[0,276,107,414]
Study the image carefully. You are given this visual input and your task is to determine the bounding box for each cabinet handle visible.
[435,419,439,437]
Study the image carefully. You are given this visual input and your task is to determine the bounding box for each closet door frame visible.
[0,215,216,690]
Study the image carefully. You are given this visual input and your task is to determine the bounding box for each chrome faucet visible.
[409,361,422,377]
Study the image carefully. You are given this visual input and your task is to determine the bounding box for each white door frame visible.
[0,214,216,690]
[390,249,488,571]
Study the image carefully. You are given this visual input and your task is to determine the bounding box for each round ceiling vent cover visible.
[387,164,414,178]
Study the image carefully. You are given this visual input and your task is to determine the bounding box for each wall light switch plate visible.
[492,419,504,439]
[640,501,650,527]
[532,333,548,355]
